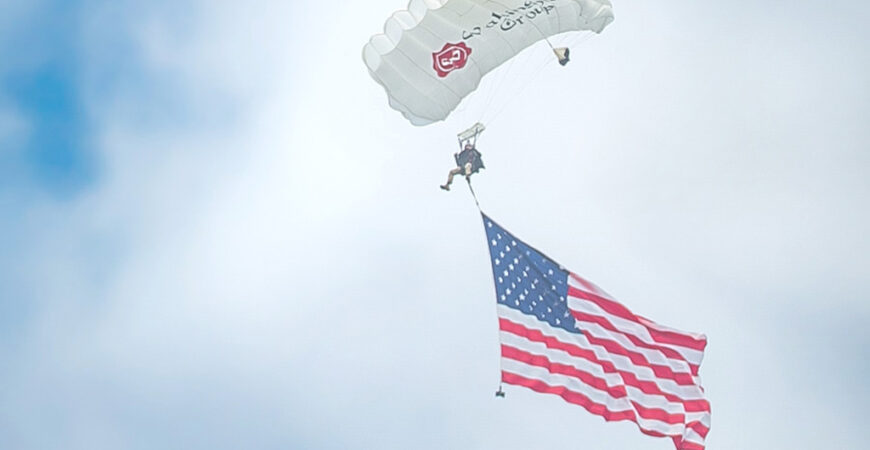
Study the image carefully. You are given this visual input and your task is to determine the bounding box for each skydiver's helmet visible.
[464,142,473,150]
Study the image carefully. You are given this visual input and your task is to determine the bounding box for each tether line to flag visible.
[466,178,481,209]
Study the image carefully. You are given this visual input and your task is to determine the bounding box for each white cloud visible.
[3,1,869,449]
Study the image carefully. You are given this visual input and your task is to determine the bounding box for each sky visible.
[1,0,869,449]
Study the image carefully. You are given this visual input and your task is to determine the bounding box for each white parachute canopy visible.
[363,0,615,126]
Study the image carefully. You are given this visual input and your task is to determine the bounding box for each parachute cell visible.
[363,0,615,126]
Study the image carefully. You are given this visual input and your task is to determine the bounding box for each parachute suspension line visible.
[478,58,516,126]
[480,7,562,126]
[526,14,568,65]
[455,51,515,128]
[479,55,520,125]
[561,31,594,55]
[481,31,594,126]
[465,31,593,126]
[476,51,519,126]
[456,55,507,123]
[485,44,556,126]
[454,63,489,118]
[477,10,558,126]
[544,37,556,51]
[480,42,549,126]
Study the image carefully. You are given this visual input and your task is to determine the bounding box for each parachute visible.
[363,0,615,126]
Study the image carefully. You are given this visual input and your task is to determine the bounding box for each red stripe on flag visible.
[504,341,709,410]
[503,345,698,425]
[502,371,638,423]
[501,371,697,441]
[568,286,707,352]
[499,318,709,400]
[568,273,608,298]
[484,215,709,449]
[580,330,698,386]
[689,420,711,438]
[502,341,710,413]
[629,400,686,426]
[501,344,629,400]
[571,310,702,375]
[676,439,706,450]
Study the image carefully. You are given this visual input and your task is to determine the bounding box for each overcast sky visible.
[1,1,869,449]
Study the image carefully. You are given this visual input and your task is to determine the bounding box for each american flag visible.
[482,213,711,449]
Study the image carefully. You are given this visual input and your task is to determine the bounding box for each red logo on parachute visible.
[433,42,472,78]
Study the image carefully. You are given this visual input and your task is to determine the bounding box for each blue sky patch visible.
[0,2,94,197]
[5,63,93,194]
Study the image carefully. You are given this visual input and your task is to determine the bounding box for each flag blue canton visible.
[482,214,577,333]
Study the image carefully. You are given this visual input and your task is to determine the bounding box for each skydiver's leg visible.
[441,167,463,191]
[463,162,473,180]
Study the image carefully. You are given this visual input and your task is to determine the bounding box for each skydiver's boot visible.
[441,168,462,191]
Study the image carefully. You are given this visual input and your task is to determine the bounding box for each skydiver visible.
[440,142,484,191]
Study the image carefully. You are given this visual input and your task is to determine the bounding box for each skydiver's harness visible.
[456,122,486,176]
[455,148,484,175]
[456,122,487,207]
